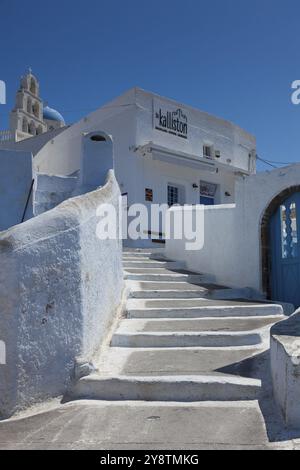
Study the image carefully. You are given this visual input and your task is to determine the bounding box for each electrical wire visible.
[256,155,296,168]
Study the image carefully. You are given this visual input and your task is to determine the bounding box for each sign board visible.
[153,99,188,139]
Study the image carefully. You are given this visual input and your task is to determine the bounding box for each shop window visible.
[200,181,217,205]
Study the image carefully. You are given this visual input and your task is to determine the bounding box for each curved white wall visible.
[0,171,123,418]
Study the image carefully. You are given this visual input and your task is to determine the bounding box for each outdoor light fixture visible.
[192,183,199,189]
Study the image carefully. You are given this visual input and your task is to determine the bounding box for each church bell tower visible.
[9,69,47,141]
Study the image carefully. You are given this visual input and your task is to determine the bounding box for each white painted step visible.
[95,345,263,377]
[124,267,188,274]
[70,374,261,402]
[111,331,262,348]
[123,250,164,257]
[122,256,158,262]
[123,261,183,269]
[130,290,212,299]
[116,316,284,333]
[126,280,235,299]
[124,272,210,282]
[127,303,283,318]
[129,281,210,290]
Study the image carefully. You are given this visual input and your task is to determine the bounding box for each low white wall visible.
[166,164,300,292]
[0,149,33,231]
[166,204,239,288]
[271,311,300,428]
[33,173,78,216]
[0,171,123,418]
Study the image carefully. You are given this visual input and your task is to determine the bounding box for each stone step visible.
[129,281,208,291]
[129,289,211,299]
[123,250,164,257]
[124,267,189,274]
[123,261,182,269]
[122,256,155,261]
[96,345,262,377]
[70,374,261,402]
[122,254,167,261]
[37,401,270,449]
[127,281,221,299]
[111,331,262,348]
[126,298,283,318]
[124,272,210,282]
[127,301,283,318]
[117,316,284,333]
[128,307,282,319]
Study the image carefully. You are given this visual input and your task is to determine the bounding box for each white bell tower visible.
[9,69,47,141]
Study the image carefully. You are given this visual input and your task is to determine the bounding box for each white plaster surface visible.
[0,170,123,418]
[33,173,78,216]
[271,310,300,429]
[166,163,300,293]
[0,149,33,231]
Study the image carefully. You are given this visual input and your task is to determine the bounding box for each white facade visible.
[33,88,256,245]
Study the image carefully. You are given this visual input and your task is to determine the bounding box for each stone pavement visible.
[0,400,299,450]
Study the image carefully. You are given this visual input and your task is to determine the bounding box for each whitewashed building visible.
[1,76,257,244]
[30,87,256,245]
[34,86,256,203]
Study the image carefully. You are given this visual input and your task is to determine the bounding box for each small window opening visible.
[90,135,106,142]
[203,145,214,159]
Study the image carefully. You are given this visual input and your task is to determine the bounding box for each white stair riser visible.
[128,306,282,319]
[111,332,262,348]
[123,261,182,269]
[70,377,261,402]
[129,290,210,299]
[124,273,211,282]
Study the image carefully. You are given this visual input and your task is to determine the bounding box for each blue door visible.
[270,192,300,307]
[200,196,214,205]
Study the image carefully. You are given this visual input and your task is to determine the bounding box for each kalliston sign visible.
[153,99,188,139]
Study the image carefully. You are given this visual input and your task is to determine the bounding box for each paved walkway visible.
[0,400,299,450]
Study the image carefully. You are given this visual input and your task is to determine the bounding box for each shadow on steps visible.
[217,349,300,442]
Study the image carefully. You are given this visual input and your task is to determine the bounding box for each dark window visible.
[168,185,179,207]
[203,145,213,159]
[145,188,153,202]
[90,135,106,142]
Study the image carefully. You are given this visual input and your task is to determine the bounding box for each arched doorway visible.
[261,186,300,307]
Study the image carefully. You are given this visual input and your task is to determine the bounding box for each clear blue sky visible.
[0,0,299,171]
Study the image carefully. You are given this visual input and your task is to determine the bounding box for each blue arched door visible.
[270,192,300,307]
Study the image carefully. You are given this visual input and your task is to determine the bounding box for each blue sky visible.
[0,0,299,171]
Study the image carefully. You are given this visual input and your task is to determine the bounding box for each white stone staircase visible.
[70,249,286,405]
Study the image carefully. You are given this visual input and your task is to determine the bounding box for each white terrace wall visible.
[0,171,123,418]
[166,204,239,288]
[270,310,300,428]
[165,164,300,292]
